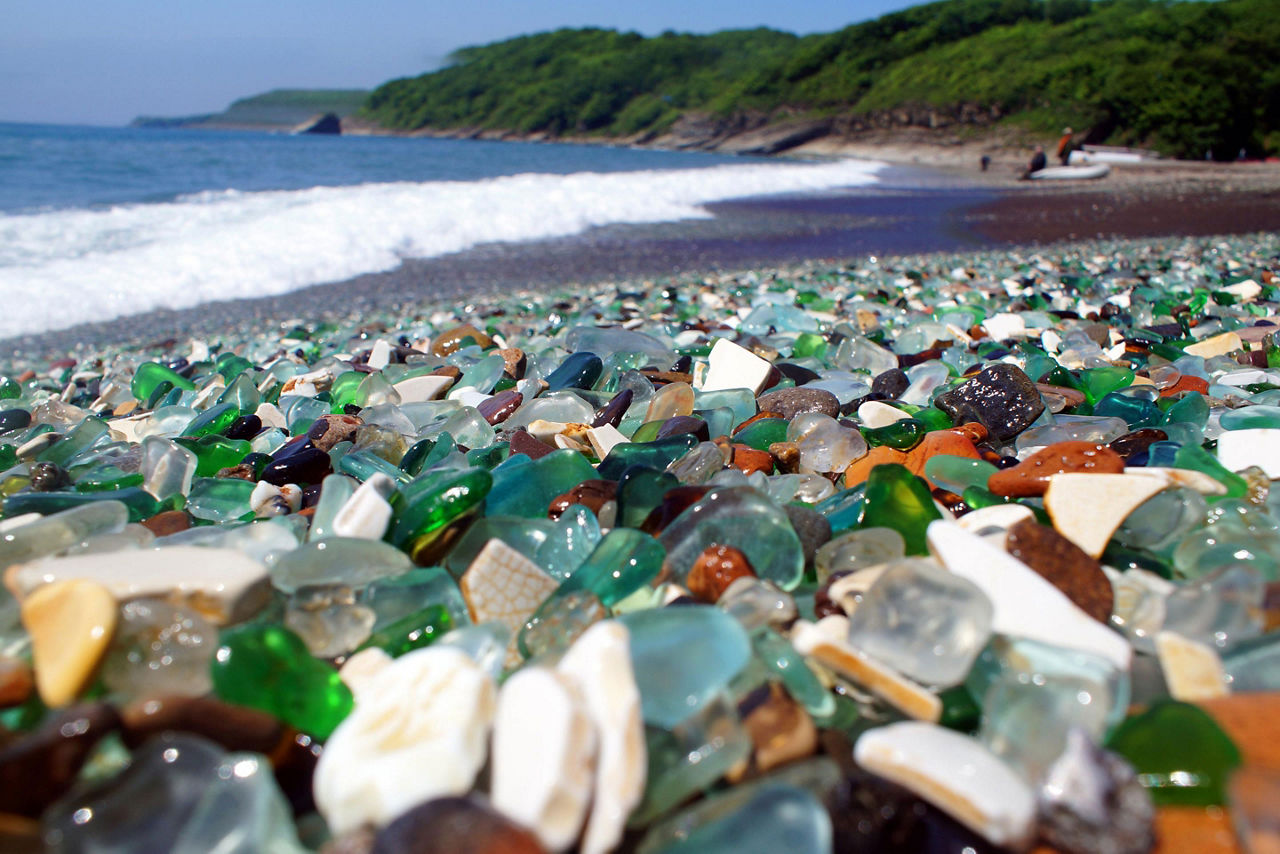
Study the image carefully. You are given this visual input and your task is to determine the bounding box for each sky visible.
[2,1,919,126]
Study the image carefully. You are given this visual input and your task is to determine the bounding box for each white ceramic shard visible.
[460,538,559,668]
[249,481,285,516]
[526,419,570,444]
[367,339,393,371]
[855,721,1036,848]
[330,472,395,540]
[1127,466,1227,495]
[337,646,393,702]
[254,403,288,431]
[955,504,1035,544]
[791,619,941,722]
[391,374,454,403]
[699,338,773,394]
[857,400,911,429]
[1184,331,1242,358]
[1215,429,1280,479]
[587,424,629,460]
[926,521,1132,671]
[1156,630,1229,701]
[982,313,1028,341]
[313,646,496,835]
[1043,473,1167,558]
[556,621,647,854]
[5,545,270,625]
[491,667,597,851]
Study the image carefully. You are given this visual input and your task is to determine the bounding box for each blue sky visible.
[3,1,918,126]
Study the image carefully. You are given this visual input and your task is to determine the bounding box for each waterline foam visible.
[0,158,884,337]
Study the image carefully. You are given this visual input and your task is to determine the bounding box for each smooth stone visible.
[700,339,773,395]
[1155,630,1228,701]
[371,797,547,854]
[618,605,750,729]
[307,414,363,453]
[1106,700,1242,806]
[756,387,839,420]
[211,624,353,739]
[927,521,1132,670]
[1039,728,1156,854]
[0,656,33,707]
[1217,428,1280,478]
[460,538,560,668]
[783,503,831,568]
[556,621,646,854]
[314,646,497,835]
[491,667,595,851]
[1005,518,1114,623]
[933,363,1045,442]
[0,702,121,817]
[1044,473,1168,559]
[987,441,1125,498]
[7,544,270,625]
[845,557,993,688]
[854,721,1036,848]
[20,579,117,707]
[687,544,755,603]
[792,616,941,721]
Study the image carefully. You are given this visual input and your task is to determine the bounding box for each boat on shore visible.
[1030,163,1112,180]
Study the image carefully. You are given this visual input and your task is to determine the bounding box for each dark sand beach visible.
[5,158,1280,368]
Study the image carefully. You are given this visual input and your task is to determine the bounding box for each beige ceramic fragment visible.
[391,374,454,403]
[492,667,597,851]
[526,419,571,444]
[21,579,117,707]
[1127,466,1227,495]
[313,646,496,835]
[1044,472,1167,558]
[1156,630,1229,701]
[253,402,288,431]
[6,545,271,625]
[1184,331,1243,358]
[586,424,629,460]
[338,646,393,701]
[791,619,941,722]
[557,621,646,854]
[857,400,911,429]
[331,473,395,540]
[855,721,1035,848]
[699,337,773,394]
[460,538,559,668]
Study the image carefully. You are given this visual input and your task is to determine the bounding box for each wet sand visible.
[4,162,1280,368]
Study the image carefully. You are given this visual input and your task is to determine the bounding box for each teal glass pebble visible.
[616,465,680,529]
[186,477,255,523]
[620,605,751,728]
[923,454,998,494]
[732,418,789,452]
[749,627,835,718]
[211,624,353,739]
[486,449,598,517]
[4,486,161,523]
[544,351,603,392]
[561,527,664,607]
[646,783,832,854]
[1220,404,1280,430]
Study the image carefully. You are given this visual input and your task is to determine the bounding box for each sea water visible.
[0,122,885,338]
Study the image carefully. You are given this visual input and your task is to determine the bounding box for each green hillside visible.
[132,89,370,130]
[362,0,1280,159]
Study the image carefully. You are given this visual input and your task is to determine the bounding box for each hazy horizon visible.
[3,0,917,127]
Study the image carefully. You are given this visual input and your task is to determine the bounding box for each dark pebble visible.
[934,364,1045,442]
[756,387,840,420]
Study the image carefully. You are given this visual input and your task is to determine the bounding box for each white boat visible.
[1029,163,1111,180]
[1069,145,1164,166]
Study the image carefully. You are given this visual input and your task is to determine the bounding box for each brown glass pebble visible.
[547,479,617,519]
[139,509,191,537]
[987,441,1125,497]
[476,390,523,426]
[430,324,493,357]
[687,543,756,603]
[1108,428,1169,461]
[1006,518,1114,623]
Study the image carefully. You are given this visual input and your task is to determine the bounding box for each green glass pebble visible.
[859,464,942,555]
[750,627,835,718]
[1106,700,1242,806]
[597,435,700,482]
[561,528,664,607]
[732,418,789,452]
[1081,365,1135,405]
[0,377,20,400]
[923,454,998,494]
[616,465,680,529]
[1219,404,1280,431]
[457,353,506,394]
[215,353,254,381]
[4,486,160,523]
[620,605,751,728]
[398,438,436,477]
[630,420,665,444]
[486,449,595,517]
[1094,392,1163,429]
[938,684,982,732]
[181,403,241,438]
[1173,444,1247,498]
[1163,391,1209,429]
[39,417,111,468]
[519,588,607,660]
[389,467,492,546]
[791,332,827,359]
[862,418,925,451]
[465,442,509,470]
[327,371,364,413]
[132,362,196,401]
[545,351,603,392]
[175,436,252,477]
[186,477,255,523]
[216,373,261,411]
[72,466,144,492]
[358,603,453,657]
[337,448,411,485]
[0,444,15,471]
[211,624,353,739]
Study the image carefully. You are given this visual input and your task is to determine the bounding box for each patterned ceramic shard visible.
[460,538,560,668]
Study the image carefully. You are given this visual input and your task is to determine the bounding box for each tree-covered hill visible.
[133,89,370,130]
[361,0,1280,160]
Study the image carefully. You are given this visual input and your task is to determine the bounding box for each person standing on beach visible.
[1055,127,1074,165]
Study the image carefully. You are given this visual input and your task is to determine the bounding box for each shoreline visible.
[4,157,1280,370]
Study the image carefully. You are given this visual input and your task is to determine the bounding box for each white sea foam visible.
[0,158,884,337]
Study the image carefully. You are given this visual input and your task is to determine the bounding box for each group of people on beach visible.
[1020,127,1076,177]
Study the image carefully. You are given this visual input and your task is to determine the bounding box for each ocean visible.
[0,123,889,339]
